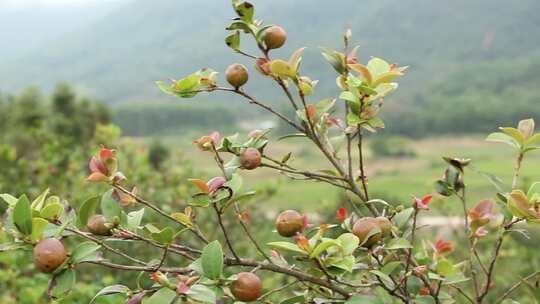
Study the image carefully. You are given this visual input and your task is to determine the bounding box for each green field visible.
[133,134,540,215]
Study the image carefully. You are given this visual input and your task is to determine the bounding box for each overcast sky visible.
[0,0,126,8]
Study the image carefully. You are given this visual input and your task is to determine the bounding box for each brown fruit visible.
[240,148,261,170]
[376,216,392,237]
[225,63,249,89]
[231,272,262,302]
[87,214,112,236]
[352,217,382,247]
[264,26,287,49]
[33,238,68,273]
[275,210,304,237]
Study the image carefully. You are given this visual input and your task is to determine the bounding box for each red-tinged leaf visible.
[87,172,109,182]
[99,146,115,160]
[433,239,454,255]
[209,131,221,144]
[176,282,190,295]
[89,156,108,175]
[189,179,210,193]
[468,199,493,223]
[421,194,433,205]
[305,104,317,121]
[239,211,249,223]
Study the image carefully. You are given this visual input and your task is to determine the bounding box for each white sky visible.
[0,0,125,8]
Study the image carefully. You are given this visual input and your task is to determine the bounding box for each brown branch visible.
[213,203,240,261]
[233,202,273,263]
[113,184,209,244]
[496,270,540,303]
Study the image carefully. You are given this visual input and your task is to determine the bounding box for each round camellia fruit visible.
[87,214,112,236]
[225,63,249,89]
[33,238,68,273]
[231,272,262,302]
[352,217,382,247]
[275,210,305,237]
[240,148,261,170]
[264,25,287,49]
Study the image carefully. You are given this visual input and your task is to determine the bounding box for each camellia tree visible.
[2,1,540,303]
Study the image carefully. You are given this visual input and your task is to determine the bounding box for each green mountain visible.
[1,0,540,135]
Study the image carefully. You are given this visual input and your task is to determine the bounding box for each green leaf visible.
[127,208,145,231]
[500,127,525,145]
[267,241,306,255]
[277,133,308,141]
[13,195,32,235]
[280,295,306,304]
[186,284,216,303]
[310,239,341,258]
[90,285,130,304]
[0,193,18,206]
[201,240,223,280]
[347,112,361,125]
[367,57,390,77]
[337,233,359,255]
[79,196,100,227]
[434,180,453,197]
[31,188,50,211]
[339,91,358,104]
[346,295,384,304]
[436,259,455,276]
[71,241,102,264]
[151,227,174,244]
[143,287,177,304]
[321,48,345,74]
[40,203,63,220]
[270,59,296,78]
[225,31,240,50]
[233,1,254,23]
[370,270,395,289]
[30,218,49,242]
[156,81,175,95]
[382,261,402,275]
[486,132,519,149]
[393,207,414,229]
[51,269,76,298]
[385,238,412,250]
[327,255,354,272]
[525,133,540,145]
[101,190,122,222]
[190,193,211,207]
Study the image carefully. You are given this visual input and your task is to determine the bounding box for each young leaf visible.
[71,242,102,264]
[31,188,50,211]
[127,208,145,230]
[51,269,76,298]
[40,203,63,220]
[30,218,48,242]
[485,132,519,149]
[309,239,341,258]
[201,241,224,280]
[337,233,359,255]
[13,195,32,235]
[90,285,130,304]
[267,241,306,255]
[101,190,122,222]
[500,127,525,145]
[79,196,100,227]
[225,31,240,50]
[384,238,412,250]
[145,287,177,304]
[186,284,216,303]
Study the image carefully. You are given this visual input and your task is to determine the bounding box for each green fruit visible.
[240,148,261,170]
[264,26,287,49]
[225,63,249,89]
[87,214,112,236]
[352,217,382,247]
[33,238,68,273]
[231,272,262,302]
[275,210,304,237]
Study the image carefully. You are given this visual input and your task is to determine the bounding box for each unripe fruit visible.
[33,238,68,273]
[264,26,287,49]
[275,210,304,237]
[87,214,112,236]
[352,217,382,247]
[230,272,262,302]
[240,148,261,170]
[225,64,249,89]
[376,216,392,237]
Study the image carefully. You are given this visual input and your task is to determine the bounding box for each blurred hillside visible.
[1,0,539,135]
